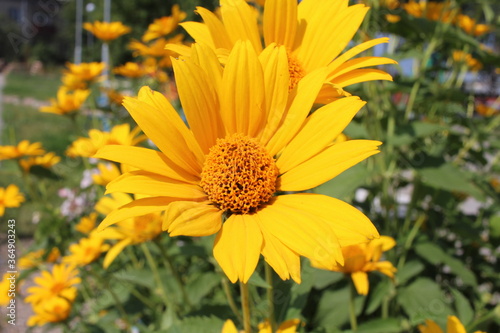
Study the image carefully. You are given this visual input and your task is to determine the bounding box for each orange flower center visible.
[287,51,306,91]
[50,282,66,295]
[200,134,278,214]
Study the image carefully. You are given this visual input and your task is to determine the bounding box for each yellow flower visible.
[129,35,185,65]
[92,163,121,186]
[25,263,81,305]
[61,73,88,90]
[0,272,18,307]
[0,140,45,160]
[403,1,455,22]
[95,193,163,268]
[386,14,401,23]
[114,62,147,78]
[27,296,72,327]
[176,0,396,102]
[18,247,61,270]
[95,41,381,283]
[476,103,498,117]
[0,185,25,216]
[418,315,486,333]
[223,318,301,333]
[83,21,131,42]
[102,88,126,106]
[75,212,98,234]
[142,4,187,42]
[62,232,110,267]
[19,152,61,173]
[63,62,105,83]
[311,236,396,295]
[40,87,90,115]
[455,15,490,37]
[452,51,482,72]
[66,124,147,158]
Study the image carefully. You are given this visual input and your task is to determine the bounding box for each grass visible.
[3,69,61,101]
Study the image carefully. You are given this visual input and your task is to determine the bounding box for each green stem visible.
[240,282,252,333]
[153,239,192,310]
[222,277,243,324]
[264,263,276,331]
[397,214,427,270]
[349,279,358,332]
[140,243,172,310]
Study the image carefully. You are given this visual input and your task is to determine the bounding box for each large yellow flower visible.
[418,315,486,333]
[95,193,163,268]
[40,87,90,115]
[25,264,81,305]
[0,185,25,216]
[0,140,45,160]
[176,0,396,102]
[83,21,131,42]
[95,42,380,283]
[142,4,187,42]
[27,296,72,327]
[311,236,397,295]
[66,124,146,158]
[223,318,300,333]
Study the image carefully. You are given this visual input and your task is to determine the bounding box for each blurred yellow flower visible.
[61,73,88,90]
[452,51,482,72]
[177,0,396,102]
[0,272,18,307]
[0,184,25,216]
[66,124,147,158]
[386,14,401,23]
[114,62,147,78]
[92,163,121,186]
[311,236,396,295]
[418,315,486,333]
[27,296,72,327]
[25,263,80,305]
[18,247,60,270]
[455,14,490,37]
[95,42,380,283]
[19,152,61,173]
[222,318,301,333]
[40,87,90,115]
[64,62,105,83]
[83,21,131,42]
[75,212,98,234]
[62,232,110,266]
[95,193,163,268]
[0,140,45,160]
[130,35,184,65]
[403,1,455,22]
[476,103,499,117]
[102,87,126,106]
[142,4,186,42]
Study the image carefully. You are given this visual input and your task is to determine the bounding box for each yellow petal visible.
[418,319,444,333]
[263,0,297,49]
[258,44,290,144]
[196,7,233,50]
[106,171,206,199]
[172,55,224,153]
[97,196,183,230]
[220,40,265,137]
[257,195,344,267]
[447,316,467,333]
[280,140,382,191]
[94,145,199,184]
[332,69,394,88]
[266,67,328,156]
[277,96,365,172]
[258,218,302,283]
[179,22,215,49]
[213,214,263,283]
[220,0,262,53]
[372,261,397,278]
[164,43,192,57]
[123,87,204,175]
[328,37,391,71]
[351,271,369,295]
[278,319,302,333]
[270,193,379,248]
[165,201,222,237]
[222,320,238,333]
[328,57,397,81]
[103,239,132,269]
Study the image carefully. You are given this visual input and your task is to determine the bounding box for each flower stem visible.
[349,279,358,332]
[222,277,242,323]
[240,281,252,333]
[140,243,172,310]
[264,263,276,331]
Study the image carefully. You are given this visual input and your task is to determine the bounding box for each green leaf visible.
[417,163,486,201]
[313,162,372,200]
[396,260,425,285]
[313,269,343,290]
[490,215,500,238]
[285,260,316,319]
[247,272,271,289]
[186,272,221,304]
[167,315,224,333]
[397,277,453,324]
[365,279,390,315]
[114,268,155,289]
[314,286,365,329]
[393,121,446,147]
[450,288,474,326]
[355,318,402,333]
